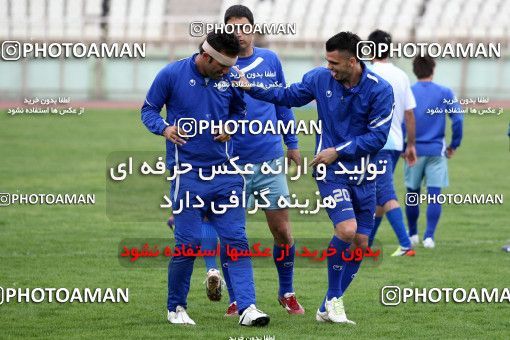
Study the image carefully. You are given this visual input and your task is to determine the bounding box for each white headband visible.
[202,40,238,67]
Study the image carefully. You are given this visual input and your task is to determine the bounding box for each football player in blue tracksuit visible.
[235,32,394,324]
[141,31,269,327]
[211,4,305,317]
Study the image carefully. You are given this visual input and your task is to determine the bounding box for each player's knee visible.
[266,210,292,244]
[271,225,292,245]
[383,199,400,211]
[334,220,357,242]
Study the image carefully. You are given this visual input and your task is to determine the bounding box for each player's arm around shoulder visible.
[234,65,319,108]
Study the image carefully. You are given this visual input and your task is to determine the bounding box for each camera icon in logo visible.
[356,41,376,61]
[0,193,11,206]
[381,285,401,306]
[177,118,197,138]
[190,21,205,37]
[1,41,21,61]
[405,192,419,207]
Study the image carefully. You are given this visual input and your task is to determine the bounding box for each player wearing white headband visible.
[142,31,270,327]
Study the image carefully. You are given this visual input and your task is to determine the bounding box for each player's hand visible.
[163,126,188,146]
[231,66,251,91]
[404,144,417,166]
[446,146,455,158]
[286,149,302,167]
[214,133,231,142]
[310,147,338,167]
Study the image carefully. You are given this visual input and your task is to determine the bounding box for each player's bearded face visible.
[205,55,232,79]
[326,50,356,82]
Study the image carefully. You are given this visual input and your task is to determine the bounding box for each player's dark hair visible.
[224,5,254,25]
[413,55,436,79]
[325,32,361,61]
[199,31,240,57]
[367,29,392,60]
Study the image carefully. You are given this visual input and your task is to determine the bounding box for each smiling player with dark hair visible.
[235,31,394,324]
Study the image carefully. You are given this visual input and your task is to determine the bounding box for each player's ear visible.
[202,52,213,63]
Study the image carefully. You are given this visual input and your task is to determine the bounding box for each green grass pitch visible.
[0,108,509,339]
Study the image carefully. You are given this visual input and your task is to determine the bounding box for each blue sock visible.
[273,243,295,297]
[339,251,362,296]
[220,244,235,304]
[319,236,350,312]
[368,215,383,247]
[424,187,442,240]
[406,187,420,236]
[201,221,219,271]
[386,207,412,248]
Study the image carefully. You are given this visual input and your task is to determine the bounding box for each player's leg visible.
[208,174,269,327]
[316,218,357,324]
[256,157,303,314]
[340,182,377,296]
[167,176,204,325]
[315,180,356,324]
[422,156,448,248]
[218,170,256,316]
[201,218,219,271]
[220,242,237,316]
[405,156,426,244]
[370,151,414,255]
[265,208,304,314]
[370,205,384,247]
[423,186,441,248]
[201,218,223,302]
[370,149,391,245]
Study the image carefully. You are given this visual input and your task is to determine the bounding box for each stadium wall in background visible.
[0,0,509,101]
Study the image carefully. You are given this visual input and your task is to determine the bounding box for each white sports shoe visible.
[315,297,355,324]
[167,306,196,325]
[410,234,419,247]
[239,304,270,327]
[204,268,224,301]
[423,237,435,248]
